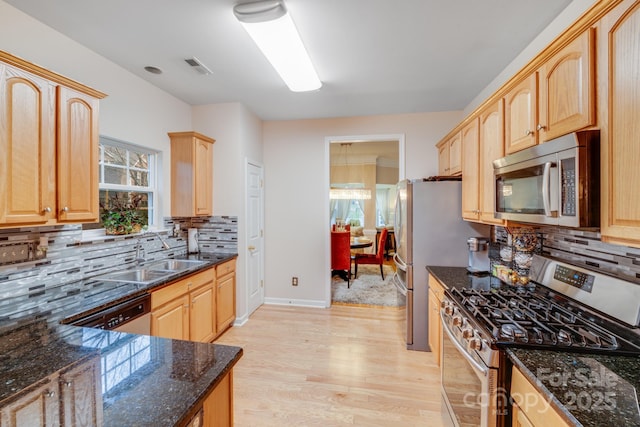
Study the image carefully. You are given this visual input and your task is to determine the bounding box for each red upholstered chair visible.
[331,230,351,287]
[354,228,387,280]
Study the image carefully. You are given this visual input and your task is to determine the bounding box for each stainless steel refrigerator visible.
[393,178,489,351]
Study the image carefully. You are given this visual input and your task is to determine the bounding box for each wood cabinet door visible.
[0,377,60,427]
[511,404,534,427]
[216,273,236,333]
[0,64,56,225]
[437,141,450,176]
[538,28,596,142]
[57,86,99,223]
[479,100,505,225]
[599,0,640,247]
[203,371,233,427]
[505,74,537,154]
[151,295,189,340]
[194,137,213,216]
[461,118,480,221]
[59,356,103,427]
[190,282,216,343]
[448,133,462,175]
[427,289,441,367]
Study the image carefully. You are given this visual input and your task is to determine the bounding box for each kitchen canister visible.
[187,228,199,253]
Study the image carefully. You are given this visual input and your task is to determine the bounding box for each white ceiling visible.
[7,0,573,121]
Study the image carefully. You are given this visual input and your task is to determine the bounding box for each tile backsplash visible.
[0,216,237,301]
[496,226,640,286]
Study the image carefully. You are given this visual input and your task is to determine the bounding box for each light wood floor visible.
[215,304,447,426]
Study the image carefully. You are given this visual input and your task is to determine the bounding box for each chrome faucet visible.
[134,230,171,265]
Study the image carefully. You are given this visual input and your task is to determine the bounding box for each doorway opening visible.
[326,134,405,307]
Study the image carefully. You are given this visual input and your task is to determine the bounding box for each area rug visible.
[331,264,400,307]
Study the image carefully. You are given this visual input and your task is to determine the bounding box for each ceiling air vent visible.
[184,57,213,75]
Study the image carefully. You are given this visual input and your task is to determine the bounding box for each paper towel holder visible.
[188,228,199,254]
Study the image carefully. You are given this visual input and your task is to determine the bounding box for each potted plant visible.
[100,193,145,235]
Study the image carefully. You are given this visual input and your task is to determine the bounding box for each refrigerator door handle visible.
[393,253,407,272]
[392,273,407,295]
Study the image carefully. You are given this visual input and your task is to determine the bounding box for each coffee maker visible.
[467,237,490,273]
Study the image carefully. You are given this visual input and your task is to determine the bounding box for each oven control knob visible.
[452,316,463,326]
[469,338,483,351]
[462,328,475,339]
[444,305,454,316]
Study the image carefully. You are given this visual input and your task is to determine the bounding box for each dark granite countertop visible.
[427,265,640,427]
[507,348,640,427]
[0,252,241,426]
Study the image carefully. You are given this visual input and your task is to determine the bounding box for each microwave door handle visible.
[542,161,554,217]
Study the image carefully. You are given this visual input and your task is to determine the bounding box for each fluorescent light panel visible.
[234,1,321,92]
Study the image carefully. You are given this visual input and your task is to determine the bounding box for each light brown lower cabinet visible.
[0,356,102,427]
[427,273,447,366]
[510,367,570,427]
[216,260,236,335]
[151,261,236,343]
[151,268,216,342]
[202,370,233,427]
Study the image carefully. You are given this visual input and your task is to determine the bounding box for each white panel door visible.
[246,162,264,315]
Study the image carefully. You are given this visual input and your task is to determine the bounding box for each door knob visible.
[248,245,256,251]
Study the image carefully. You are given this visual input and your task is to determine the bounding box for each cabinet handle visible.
[44,390,55,398]
[525,130,533,136]
[61,206,69,212]
[537,124,546,131]
[64,381,72,388]
[43,207,52,213]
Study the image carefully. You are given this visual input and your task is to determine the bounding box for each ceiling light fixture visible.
[329,143,372,200]
[233,0,322,92]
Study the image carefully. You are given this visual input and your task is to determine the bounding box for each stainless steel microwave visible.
[493,131,600,227]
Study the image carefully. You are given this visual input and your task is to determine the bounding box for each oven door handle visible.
[392,273,407,296]
[440,312,489,377]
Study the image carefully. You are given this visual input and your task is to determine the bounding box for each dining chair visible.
[354,228,387,280]
[330,230,351,287]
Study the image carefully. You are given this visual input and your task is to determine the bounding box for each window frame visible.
[98,136,160,228]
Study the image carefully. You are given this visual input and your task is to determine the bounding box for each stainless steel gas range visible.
[439,255,640,427]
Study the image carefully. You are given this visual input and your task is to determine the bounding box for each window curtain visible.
[330,199,350,225]
[376,188,389,226]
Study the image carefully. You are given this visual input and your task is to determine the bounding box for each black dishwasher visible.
[66,294,151,335]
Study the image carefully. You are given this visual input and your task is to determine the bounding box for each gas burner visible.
[500,323,528,342]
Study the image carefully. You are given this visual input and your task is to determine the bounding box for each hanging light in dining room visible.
[329,143,372,200]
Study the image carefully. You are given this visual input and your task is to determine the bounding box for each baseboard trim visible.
[264,297,328,308]
[233,313,249,327]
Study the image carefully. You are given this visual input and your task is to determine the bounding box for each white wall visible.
[464,0,596,115]
[192,103,263,322]
[0,1,193,216]
[262,112,463,306]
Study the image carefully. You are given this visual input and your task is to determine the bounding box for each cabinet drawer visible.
[511,368,571,427]
[151,268,214,309]
[216,259,236,278]
[428,273,447,300]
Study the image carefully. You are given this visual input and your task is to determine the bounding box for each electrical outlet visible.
[292,277,298,286]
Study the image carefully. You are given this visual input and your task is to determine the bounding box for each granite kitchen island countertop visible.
[427,265,640,427]
[0,251,242,426]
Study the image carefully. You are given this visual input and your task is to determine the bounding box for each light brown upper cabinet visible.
[479,100,505,225]
[505,29,596,155]
[461,101,506,225]
[437,132,462,176]
[0,51,104,228]
[538,28,596,142]
[169,131,215,217]
[598,0,640,247]
[504,74,538,154]
[461,118,480,221]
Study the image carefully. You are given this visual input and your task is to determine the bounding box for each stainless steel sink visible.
[95,259,207,284]
[147,259,206,272]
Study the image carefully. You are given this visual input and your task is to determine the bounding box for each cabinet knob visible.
[64,381,73,388]
[537,124,546,131]
[44,390,55,398]
[61,206,69,212]
[43,207,52,213]
[525,130,533,136]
